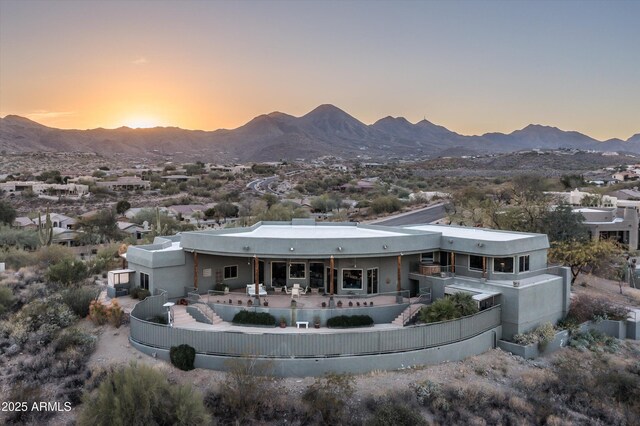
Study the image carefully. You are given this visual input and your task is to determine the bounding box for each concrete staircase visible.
[392,304,425,326]
[187,303,223,325]
[172,306,199,327]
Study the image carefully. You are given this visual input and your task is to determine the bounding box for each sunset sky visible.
[0,0,638,140]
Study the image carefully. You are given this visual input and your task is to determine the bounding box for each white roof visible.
[405,224,532,242]
[230,224,406,239]
[149,241,182,252]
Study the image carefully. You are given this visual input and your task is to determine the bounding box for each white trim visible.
[468,255,484,272]
[341,268,364,291]
[223,265,238,280]
[289,261,307,280]
[492,256,514,274]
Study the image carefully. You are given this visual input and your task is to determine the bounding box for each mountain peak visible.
[1,114,49,128]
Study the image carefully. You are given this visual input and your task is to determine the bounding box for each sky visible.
[0,0,638,140]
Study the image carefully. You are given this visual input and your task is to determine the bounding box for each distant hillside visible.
[1,106,638,162]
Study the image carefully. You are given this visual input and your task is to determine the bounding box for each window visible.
[469,255,484,271]
[519,255,530,272]
[342,269,363,290]
[289,262,306,279]
[223,265,238,280]
[367,268,378,294]
[140,272,149,290]
[271,262,287,287]
[439,251,450,266]
[420,252,435,263]
[493,257,514,273]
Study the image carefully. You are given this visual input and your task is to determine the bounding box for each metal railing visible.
[402,289,432,325]
[129,300,501,358]
[410,262,568,281]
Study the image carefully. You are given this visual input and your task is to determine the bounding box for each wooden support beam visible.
[254,255,259,297]
[450,252,455,273]
[330,255,335,295]
[397,255,402,292]
[193,251,198,290]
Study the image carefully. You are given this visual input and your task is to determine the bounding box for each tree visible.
[549,239,622,284]
[77,209,122,244]
[0,200,16,226]
[214,201,239,219]
[115,200,131,215]
[539,202,589,243]
[47,258,88,286]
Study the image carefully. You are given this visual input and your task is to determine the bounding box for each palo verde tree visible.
[549,238,623,285]
[0,200,17,226]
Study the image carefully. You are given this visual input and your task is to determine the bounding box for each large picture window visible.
[469,255,484,271]
[342,269,363,290]
[519,255,530,272]
[289,262,306,279]
[271,262,287,287]
[420,252,435,263]
[493,257,514,273]
[140,272,149,290]
[224,265,238,280]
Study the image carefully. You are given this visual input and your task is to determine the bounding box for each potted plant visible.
[321,301,327,308]
[279,316,287,328]
[263,299,269,307]
[314,316,321,328]
[247,299,253,306]
[228,298,233,304]
[356,302,360,307]
[348,301,353,307]
[337,300,343,308]
[238,300,242,305]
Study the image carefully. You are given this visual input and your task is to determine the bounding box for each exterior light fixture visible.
[242,246,250,251]
[448,239,454,244]
[337,247,343,252]
[290,247,294,251]
[382,244,388,250]
[477,243,484,247]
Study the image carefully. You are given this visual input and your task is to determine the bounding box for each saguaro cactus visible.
[38,209,53,246]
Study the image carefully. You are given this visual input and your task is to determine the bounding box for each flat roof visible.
[229,224,407,239]
[404,224,534,242]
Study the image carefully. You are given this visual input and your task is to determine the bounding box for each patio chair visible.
[283,286,291,295]
[291,287,301,298]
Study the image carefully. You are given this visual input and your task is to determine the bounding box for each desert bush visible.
[46,257,89,286]
[14,296,77,332]
[77,362,211,426]
[569,329,620,353]
[0,248,37,270]
[326,314,373,328]
[566,294,629,323]
[106,300,124,327]
[2,384,54,425]
[411,380,449,411]
[232,310,276,326]
[303,373,355,424]
[513,322,557,349]
[34,245,75,268]
[88,300,108,325]
[87,244,120,275]
[368,401,427,426]
[0,286,14,316]
[419,293,478,323]
[213,357,276,422]
[53,327,97,354]
[170,344,196,371]
[62,285,99,317]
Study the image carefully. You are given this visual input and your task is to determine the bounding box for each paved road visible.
[372,203,449,226]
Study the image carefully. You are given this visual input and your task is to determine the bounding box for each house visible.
[117,221,150,241]
[37,213,77,230]
[126,219,570,352]
[575,206,640,250]
[12,216,37,230]
[0,181,89,199]
[95,176,150,191]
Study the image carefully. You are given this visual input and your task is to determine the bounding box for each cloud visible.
[26,110,75,120]
[132,56,148,65]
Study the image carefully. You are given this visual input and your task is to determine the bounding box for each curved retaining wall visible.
[129,293,502,375]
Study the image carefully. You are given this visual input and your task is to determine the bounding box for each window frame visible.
[493,257,514,273]
[223,265,238,280]
[468,255,484,271]
[341,268,364,290]
[140,272,149,290]
[288,262,306,279]
[518,255,530,273]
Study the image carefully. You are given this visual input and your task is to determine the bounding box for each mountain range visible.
[1,104,638,162]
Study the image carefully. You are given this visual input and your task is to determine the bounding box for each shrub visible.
[0,286,14,316]
[566,294,629,323]
[53,327,97,354]
[513,322,557,350]
[130,287,151,300]
[569,329,620,353]
[77,362,211,426]
[46,258,89,286]
[303,373,355,424]
[147,315,168,325]
[232,310,276,326]
[107,300,124,328]
[0,248,36,270]
[88,300,108,325]
[419,293,478,323]
[170,344,196,371]
[62,286,99,317]
[368,402,427,426]
[327,314,373,328]
[14,296,77,332]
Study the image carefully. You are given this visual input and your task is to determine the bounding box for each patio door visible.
[271,261,286,287]
[367,268,378,294]
[325,267,338,293]
[309,262,324,288]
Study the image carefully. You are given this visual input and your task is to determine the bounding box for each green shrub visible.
[53,327,97,354]
[14,296,77,332]
[0,286,14,316]
[62,286,99,317]
[368,402,427,426]
[419,293,478,323]
[130,287,151,300]
[77,362,211,426]
[569,329,620,353]
[46,258,88,286]
[0,248,36,270]
[170,344,196,371]
[326,314,373,328]
[232,310,276,326]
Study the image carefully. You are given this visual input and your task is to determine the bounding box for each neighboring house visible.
[160,175,193,183]
[0,181,89,199]
[37,213,77,230]
[612,171,639,182]
[52,227,80,246]
[95,176,150,191]
[117,221,150,241]
[13,216,37,230]
[575,207,640,250]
